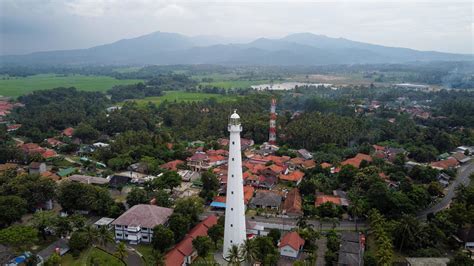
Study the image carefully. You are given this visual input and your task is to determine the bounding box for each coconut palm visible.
[226,244,242,265]
[84,226,99,246]
[242,239,256,264]
[97,226,113,247]
[115,242,128,260]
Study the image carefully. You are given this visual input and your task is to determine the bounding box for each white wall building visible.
[223,111,247,259]
[112,204,173,245]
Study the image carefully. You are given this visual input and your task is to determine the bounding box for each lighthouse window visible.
[231,191,234,194]
[232,158,234,161]
[231,224,233,227]
[232,174,234,178]
[232,141,235,145]
[230,240,233,243]
[231,208,233,211]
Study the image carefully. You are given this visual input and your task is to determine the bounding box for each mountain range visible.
[1,31,472,66]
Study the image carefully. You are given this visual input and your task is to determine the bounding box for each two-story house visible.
[112,204,173,244]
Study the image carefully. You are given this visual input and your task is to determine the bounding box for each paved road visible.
[417,161,473,219]
[249,216,366,231]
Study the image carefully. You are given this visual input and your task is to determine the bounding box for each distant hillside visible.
[1,31,472,66]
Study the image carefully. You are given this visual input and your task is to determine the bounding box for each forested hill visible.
[2,31,472,66]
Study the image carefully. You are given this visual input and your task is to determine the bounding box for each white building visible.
[278,231,305,259]
[112,204,173,244]
[223,111,247,259]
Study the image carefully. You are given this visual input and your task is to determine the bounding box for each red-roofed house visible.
[281,188,302,217]
[62,127,74,137]
[244,185,255,205]
[315,195,342,207]
[46,138,64,147]
[279,231,305,258]
[186,152,227,171]
[21,143,45,155]
[279,170,305,185]
[165,215,218,266]
[430,157,460,170]
[42,149,58,159]
[7,124,21,132]
[321,162,332,169]
[302,159,316,169]
[340,153,373,169]
[161,160,184,171]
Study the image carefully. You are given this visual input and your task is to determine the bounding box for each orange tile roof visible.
[267,164,285,173]
[279,170,304,182]
[63,127,74,137]
[321,162,332,169]
[165,248,186,266]
[175,236,194,256]
[281,188,302,215]
[41,171,61,181]
[41,149,57,159]
[188,223,208,239]
[244,185,255,204]
[355,153,373,162]
[430,157,459,169]
[201,215,218,228]
[302,160,316,169]
[160,160,184,171]
[165,215,218,266]
[265,155,290,165]
[213,196,226,203]
[279,231,305,251]
[289,157,305,165]
[341,158,362,168]
[315,195,342,207]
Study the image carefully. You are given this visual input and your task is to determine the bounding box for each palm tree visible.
[115,242,128,260]
[349,198,364,231]
[97,226,113,248]
[241,240,256,264]
[84,226,99,246]
[330,218,340,229]
[226,244,242,265]
[148,249,165,266]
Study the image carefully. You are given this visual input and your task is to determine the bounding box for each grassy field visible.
[61,247,125,266]
[127,91,237,106]
[0,74,142,97]
[200,79,270,89]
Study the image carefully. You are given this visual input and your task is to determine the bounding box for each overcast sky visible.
[0,0,472,55]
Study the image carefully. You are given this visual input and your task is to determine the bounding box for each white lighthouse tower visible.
[223,110,247,259]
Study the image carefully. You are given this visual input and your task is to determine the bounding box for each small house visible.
[279,231,305,259]
[29,162,46,175]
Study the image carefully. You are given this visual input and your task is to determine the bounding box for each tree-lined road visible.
[417,161,473,219]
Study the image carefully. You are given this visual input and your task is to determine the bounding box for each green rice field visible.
[127,90,238,106]
[0,74,142,97]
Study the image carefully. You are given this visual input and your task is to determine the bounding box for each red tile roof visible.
[201,215,218,228]
[63,127,74,137]
[244,185,255,204]
[164,215,218,266]
[315,195,342,207]
[430,157,459,169]
[175,236,194,256]
[302,160,316,169]
[355,153,373,162]
[188,223,208,239]
[321,162,332,169]
[282,188,302,215]
[279,231,305,251]
[164,248,186,266]
[42,149,57,159]
[160,160,184,171]
[279,170,304,183]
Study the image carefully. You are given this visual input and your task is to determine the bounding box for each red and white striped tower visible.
[269,98,277,145]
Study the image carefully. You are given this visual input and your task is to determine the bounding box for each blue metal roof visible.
[210,202,226,208]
